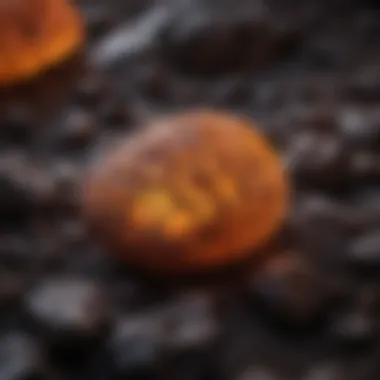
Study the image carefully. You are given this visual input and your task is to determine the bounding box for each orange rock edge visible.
[0,0,84,86]
[82,110,290,274]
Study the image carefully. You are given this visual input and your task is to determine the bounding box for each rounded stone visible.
[83,110,289,273]
[0,0,84,86]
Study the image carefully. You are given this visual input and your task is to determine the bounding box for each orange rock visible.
[83,110,290,273]
[0,0,84,86]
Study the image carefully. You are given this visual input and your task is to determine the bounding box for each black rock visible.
[25,277,109,354]
[138,63,171,101]
[248,253,334,325]
[0,269,26,307]
[285,130,350,189]
[338,106,380,149]
[330,286,380,346]
[45,161,83,213]
[343,66,380,102]
[0,235,31,270]
[236,367,281,380]
[161,293,219,352]
[83,4,116,38]
[348,230,380,267]
[330,309,376,347]
[91,6,169,68]
[303,363,343,380]
[99,99,133,127]
[0,105,34,146]
[74,73,110,108]
[0,333,45,380]
[0,152,53,220]
[286,194,351,271]
[349,151,380,180]
[158,0,299,74]
[109,313,162,378]
[58,109,97,152]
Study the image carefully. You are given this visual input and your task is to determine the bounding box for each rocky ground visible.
[0,0,380,379]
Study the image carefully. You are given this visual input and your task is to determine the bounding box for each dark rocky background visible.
[0,0,380,379]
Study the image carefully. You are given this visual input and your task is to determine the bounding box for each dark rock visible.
[303,363,343,380]
[248,252,335,324]
[75,73,110,107]
[0,235,31,269]
[25,277,109,351]
[83,4,116,38]
[236,367,280,380]
[251,81,284,111]
[0,269,26,307]
[58,109,97,151]
[332,311,375,344]
[338,106,380,149]
[99,99,133,127]
[109,312,162,377]
[0,333,45,380]
[58,219,87,249]
[330,286,380,346]
[347,190,380,231]
[285,130,350,189]
[91,6,169,68]
[289,194,349,229]
[158,0,299,74]
[0,105,34,145]
[348,230,380,267]
[349,151,380,180]
[138,63,171,101]
[46,162,83,213]
[343,65,380,102]
[287,194,351,268]
[134,293,220,380]
[161,293,219,351]
[0,152,53,219]
[290,193,380,238]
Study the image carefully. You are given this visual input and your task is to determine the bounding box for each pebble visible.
[237,367,280,380]
[285,130,350,188]
[109,313,162,376]
[349,151,380,180]
[289,194,349,228]
[158,0,273,74]
[348,230,380,267]
[0,105,34,145]
[331,310,375,346]
[249,252,333,324]
[0,269,25,306]
[83,4,116,38]
[286,194,351,269]
[74,73,110,107]
[161,293,219,351]
[330,286,380,345]
[58,109,97,151]
[47,161,83,212]
[138,63,171,101]
[0,333,44,380]
[303,363,343,380]
[343,65,380,102]
[0,235,31,269]
[99,99,132,127]
[0,152,54,217]
[91,5,170,67]
[25,277,109,345]
[338,106,380,149]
